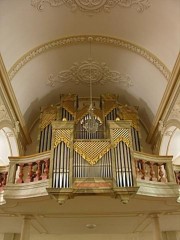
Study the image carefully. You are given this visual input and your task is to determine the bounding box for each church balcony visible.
[1,150,179,205]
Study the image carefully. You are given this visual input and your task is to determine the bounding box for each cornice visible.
[147,52,180,144]
[0,54,31,144]
[8,35,170,81]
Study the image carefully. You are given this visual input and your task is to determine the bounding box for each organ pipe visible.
[38,94,141,190]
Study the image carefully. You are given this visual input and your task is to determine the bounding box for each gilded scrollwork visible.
[118,105,139,131]
[111,128,131,147]
[40,106,57,130]
[74,140,111,165]
[54,129,72,148]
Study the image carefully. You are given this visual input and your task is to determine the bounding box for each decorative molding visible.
[168,94,180,120]
[0,54,31,145]
[47,58,133,87]
[31,0,151,14]
[0,98,11,122]
[158,120,174,136]
[8,35,171,81]
[147,52,180,144]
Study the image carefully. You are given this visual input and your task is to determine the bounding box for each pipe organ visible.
[38,94,141,190]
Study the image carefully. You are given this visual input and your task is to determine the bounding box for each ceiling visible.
[0,0,180,131]
[0,195,180,235]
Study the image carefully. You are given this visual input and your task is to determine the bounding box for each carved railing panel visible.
[8,152,50,184]
[134,152,175,183]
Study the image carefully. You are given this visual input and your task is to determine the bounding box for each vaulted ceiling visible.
[0,0,179,132]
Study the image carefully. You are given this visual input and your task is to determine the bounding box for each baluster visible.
[25,163,33,183]
[135,159,141,179]
[149,162,156,181]
[16,164,24,183]
[42,159,49,180]
[34,161,42,181]
[0,174,3,188]
[175,171,180,185]
[140,160,145,180]
[158,164,166,182]
[2,172,8,186]
[0,173,6,190]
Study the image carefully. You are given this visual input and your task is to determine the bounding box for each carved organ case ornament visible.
[38,94,141,189]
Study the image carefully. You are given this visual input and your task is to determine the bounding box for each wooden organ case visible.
[38,94,141,204]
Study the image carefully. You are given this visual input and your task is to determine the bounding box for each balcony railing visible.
[0,150,179,205]
[7,151,50,184]
[134,151,175,183]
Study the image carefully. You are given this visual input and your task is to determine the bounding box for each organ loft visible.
[34,93,167,204]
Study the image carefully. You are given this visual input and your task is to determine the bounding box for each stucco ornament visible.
[8,35,170,81]
[168,95,180,121]
[31,0,150,14]
[0,98,10,122]
[47,59,133,87]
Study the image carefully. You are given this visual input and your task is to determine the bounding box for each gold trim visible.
[74,140,111,165]
[114,136,131,147]
[118,105,139,131]
[75,106,89,123]
[54,129,72,148]
[40,106,57,130]
[8,35,171,81]
[112,128,131,147]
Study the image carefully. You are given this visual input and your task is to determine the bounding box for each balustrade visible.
[0,166,8,192]
[8,151,50,184]
[134,152,175,183]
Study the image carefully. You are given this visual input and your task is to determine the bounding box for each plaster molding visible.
[8,35,170,81]
[147,52,180,145]
[168,94,180,121]
[31,0,151,14]
[0,97,11,122]
[47,58,133,87]
[0,54,31,145]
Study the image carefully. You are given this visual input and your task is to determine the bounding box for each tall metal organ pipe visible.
[114,141,133,187]
[52,142,70,188]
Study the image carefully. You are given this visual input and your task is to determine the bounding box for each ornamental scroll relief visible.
[47,59,133,88]
[8,35,170,81]
[0,96,11,122]
[31,0,151,14]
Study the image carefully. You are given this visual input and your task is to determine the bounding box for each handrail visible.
[0,165,9,173]
[134,151,173,163]
[9,151,50,164]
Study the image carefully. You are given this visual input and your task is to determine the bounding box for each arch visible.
[0,126,19,166]
[8,35,170,81]
[159,120,180,164]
